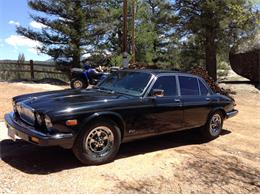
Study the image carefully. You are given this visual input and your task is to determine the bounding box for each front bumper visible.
[4,112,75,148]
[226,109,239,119]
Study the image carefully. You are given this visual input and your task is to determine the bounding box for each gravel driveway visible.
[0,81,259,193]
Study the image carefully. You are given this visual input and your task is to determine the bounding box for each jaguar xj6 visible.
[5,69,238,165]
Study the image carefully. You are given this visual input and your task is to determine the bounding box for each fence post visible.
[30,60,34,80]
[256,49,260,89]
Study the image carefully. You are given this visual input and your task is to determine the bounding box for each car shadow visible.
[0,129,231,175]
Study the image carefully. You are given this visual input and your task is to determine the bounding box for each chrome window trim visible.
[197,78,201,96]
[140,74,156,97]
[176,75,181,97]
[142,72,214,98]
[143,75,158,97]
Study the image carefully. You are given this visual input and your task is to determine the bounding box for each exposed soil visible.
[0,82,67,120]
[0,81,259,193]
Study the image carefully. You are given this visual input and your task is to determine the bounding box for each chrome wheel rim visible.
[85,126,114,157]
[74,80,83,89]
[209,113,222,136]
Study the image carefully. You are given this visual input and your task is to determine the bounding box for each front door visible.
[124,75,183,138]
[151,95,183,133]
[145,75,183,133]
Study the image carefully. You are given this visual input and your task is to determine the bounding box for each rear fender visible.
[208,107,226,119]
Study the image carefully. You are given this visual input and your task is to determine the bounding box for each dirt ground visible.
[0,81,259,193]
[0,82,67,120]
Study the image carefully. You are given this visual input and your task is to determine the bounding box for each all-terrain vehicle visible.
[70,64,109,89]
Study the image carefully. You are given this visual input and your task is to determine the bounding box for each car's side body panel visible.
[181,96,211,128]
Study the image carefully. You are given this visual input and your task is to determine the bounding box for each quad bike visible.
[70,65,109,89]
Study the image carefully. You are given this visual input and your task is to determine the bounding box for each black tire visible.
[70,78,88,89]
[72,120,121,165]
[201,110,224,140]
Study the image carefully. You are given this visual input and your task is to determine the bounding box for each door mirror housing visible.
[152,89,165,97]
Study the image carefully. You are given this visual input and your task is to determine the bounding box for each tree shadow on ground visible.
[111,149,260,193]
[0,128,231,175]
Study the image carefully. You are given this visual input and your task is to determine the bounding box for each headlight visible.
[44,115,53,130]
[36,113,43,125]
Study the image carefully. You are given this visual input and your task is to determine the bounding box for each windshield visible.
[97,71,152,96]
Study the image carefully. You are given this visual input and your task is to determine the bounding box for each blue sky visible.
[0,0,259,61]
[0,0,49,61]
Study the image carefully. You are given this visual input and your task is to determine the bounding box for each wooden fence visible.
[0,60,69,82]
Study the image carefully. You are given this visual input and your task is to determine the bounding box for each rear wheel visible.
[73,120,121,165]
[70,78,88,89]
[201,111,223,140]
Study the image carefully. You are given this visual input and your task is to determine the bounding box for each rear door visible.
[178,76,212,128]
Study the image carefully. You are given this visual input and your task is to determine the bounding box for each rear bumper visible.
[4,112,75,148]
[226,109,238,119]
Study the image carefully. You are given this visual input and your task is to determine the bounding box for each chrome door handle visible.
[174,99,181,102]
[206,98,211,101]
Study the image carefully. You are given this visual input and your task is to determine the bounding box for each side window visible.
[151,76,177,96]
[179,76,199,96]
[199,79,210,96]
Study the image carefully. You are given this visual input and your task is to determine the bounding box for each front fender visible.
[71,71,88,81]
[82,70,89,79]
[79,111,126,136]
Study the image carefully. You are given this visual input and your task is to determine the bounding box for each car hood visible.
[14,88,132,114]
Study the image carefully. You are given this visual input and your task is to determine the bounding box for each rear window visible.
[179,76,199,96]
[199,79,210,96]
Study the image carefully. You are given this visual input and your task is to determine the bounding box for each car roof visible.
[120,68,197,77]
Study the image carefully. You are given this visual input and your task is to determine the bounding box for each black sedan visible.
[5,69,238,165]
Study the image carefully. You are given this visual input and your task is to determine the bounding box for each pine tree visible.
[104,0,177,66]
[17,0,108,68]
[174,0,257,80]
[135,0,177,65]
[99,0,124,66]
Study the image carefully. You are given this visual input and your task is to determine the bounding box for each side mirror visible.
[152,89,165,97]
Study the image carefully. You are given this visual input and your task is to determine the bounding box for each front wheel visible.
[73,120,121,165]
[201,111,223,140]
[70,78,88,89]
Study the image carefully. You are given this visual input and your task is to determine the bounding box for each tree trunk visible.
[72,45,81,68]
[72,56,80,68]
[205,29,217,81]
[118,28,123,53]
